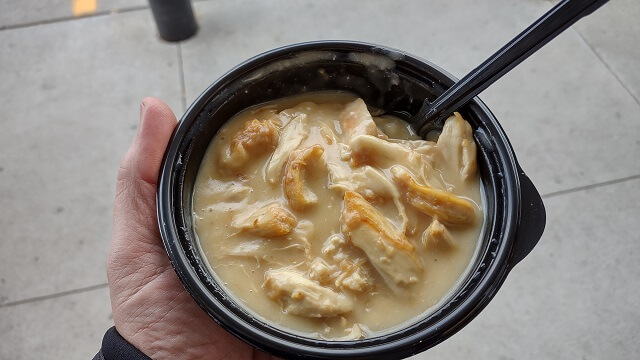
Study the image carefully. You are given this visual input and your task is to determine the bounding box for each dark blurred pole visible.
[148,0,198,42]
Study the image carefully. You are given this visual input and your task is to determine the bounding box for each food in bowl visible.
[192,92,483,339]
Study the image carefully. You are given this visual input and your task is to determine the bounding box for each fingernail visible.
[140,100,147,121]
[136,100,149,138]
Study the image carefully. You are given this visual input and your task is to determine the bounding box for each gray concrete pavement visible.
[0,10,182,305]
[0,287,112,359]
[0,0,639,359]
[0,0,147,29]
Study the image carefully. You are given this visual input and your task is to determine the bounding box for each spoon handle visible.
[414,0,609,136]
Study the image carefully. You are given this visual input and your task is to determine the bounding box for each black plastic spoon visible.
[412,0,610,137]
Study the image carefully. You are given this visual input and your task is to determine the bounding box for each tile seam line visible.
[570,27,640,107]
[0,0,214,32]
[541,174,640,199]
[0,283,109,308]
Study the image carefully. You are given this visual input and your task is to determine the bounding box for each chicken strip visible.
[224,239,307,267]
[285,220,314,260]
[197,180,252,213]
[436,112,477,182]
[341,191,423,295]
[264,269,354,317]
[322,234,349,263]
[328,165,409,233]
[334,259,374,293]
[265,114,309,184]
[232,202,297,237]
[225,220,312,265]
[339,99,380,141]
[422,219,456,250]
[318,121,339,145]
[349,135,445,190]
[309,258,335,285]
[388,138,439,158]
[221,119,279,169]
[391,166,476,227]
[284,144,325,211]
[199,179,252,202]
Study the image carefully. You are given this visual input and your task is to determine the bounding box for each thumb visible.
[126,98,178,187]
[111,98,177,266]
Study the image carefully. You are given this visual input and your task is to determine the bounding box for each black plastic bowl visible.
[157,41,546,359]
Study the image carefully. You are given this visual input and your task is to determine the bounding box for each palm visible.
[107,98,273,360]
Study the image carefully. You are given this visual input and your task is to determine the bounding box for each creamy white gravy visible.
[193,92,483,339]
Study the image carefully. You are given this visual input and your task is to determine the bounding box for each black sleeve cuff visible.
[94,326,151,360]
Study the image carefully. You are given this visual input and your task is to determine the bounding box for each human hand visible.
[108,98,274,360]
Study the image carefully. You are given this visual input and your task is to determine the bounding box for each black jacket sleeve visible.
[93,327,151,360]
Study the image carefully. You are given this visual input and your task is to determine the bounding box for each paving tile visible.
[0,287,112,360]
[548,0,640,103]
[181,0,640,196]
[571,0,640,103]
[480,27,640,195]
[0,11,182,303]
[412,178,640,359]
[181,0,552,102]
[0,0,147,29]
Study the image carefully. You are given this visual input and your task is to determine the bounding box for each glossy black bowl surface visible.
[157,41,545,359]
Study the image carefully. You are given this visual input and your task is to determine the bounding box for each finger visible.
[116,97,177,201]
[111,98,177,256]
[132,97,178,187]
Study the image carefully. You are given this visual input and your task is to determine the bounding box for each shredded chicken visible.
[221,119,279,169]
[284,145,325,210]
[349,135,445,190]
[388,138,439,157]
[335,259,374,293]
[339,98,380,141]
[200,180,252,202]
[225,219,313,266]
[322,234,349,263]
[265,114,309,183]
[319,236,374,292]
[224,239,308,268]
[264,269,354,317]
[198,180,253,214]
[317,121,339,146]
[436,112,477,182]
[309,258,334,285]
[284,220,314,260]
[341,191,423,295]
[328,165,408,233]
[232,202,297,237]
[391,166,476,227]
[422,219,456,250]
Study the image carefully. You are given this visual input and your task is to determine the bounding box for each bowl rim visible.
[157,40,522,359]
